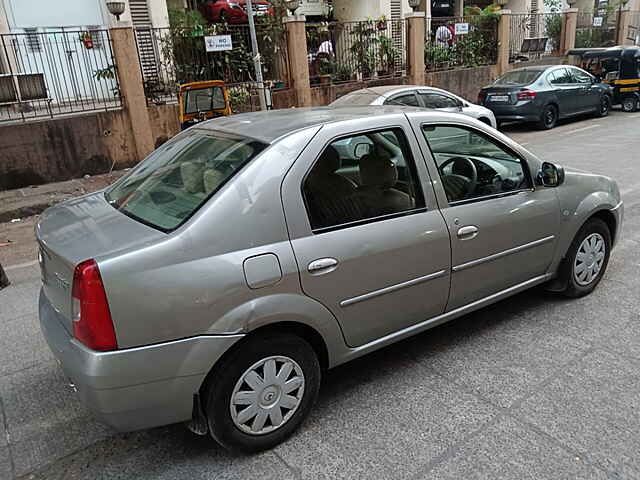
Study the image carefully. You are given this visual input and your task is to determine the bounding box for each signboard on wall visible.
[454,23,469,35]
[205,35,233,52]
[593,16,604,27]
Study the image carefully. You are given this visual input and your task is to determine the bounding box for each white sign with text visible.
[454,22,469,35]
[205,35,233,52]
[592,17,604,27]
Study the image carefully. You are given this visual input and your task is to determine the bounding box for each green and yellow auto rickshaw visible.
[567,45,640,112]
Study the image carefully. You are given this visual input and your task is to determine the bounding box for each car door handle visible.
[457,225,479,240]
[308,257,339,275]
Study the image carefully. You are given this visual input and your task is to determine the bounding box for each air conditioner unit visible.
[0,74,18,104]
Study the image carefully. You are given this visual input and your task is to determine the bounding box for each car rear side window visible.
[105,131,267,231]
[422,125,532,204]
[419,92,459,109]
[302,128,425,232]
[384,93,419,107]
[548,68,573,85]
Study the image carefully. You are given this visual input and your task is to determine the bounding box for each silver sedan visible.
[330,85,498,128]
[37,107,621,453]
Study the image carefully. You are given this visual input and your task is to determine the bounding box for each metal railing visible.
[305,20,407,86]
[509,13,562,63]
[135,24,289,104]
[575,12,617,48]
[0,29,121,123]
[425,16,498,72]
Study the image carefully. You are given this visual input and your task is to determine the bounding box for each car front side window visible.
[303,128,425,232]
[421,124,532,204]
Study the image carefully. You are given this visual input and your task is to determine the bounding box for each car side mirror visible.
[354,143,371,159]
[538,162,565,187]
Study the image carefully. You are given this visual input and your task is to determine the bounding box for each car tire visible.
[621,94,639,112]
[204,333,321,453]
[595,94,611,117]
[559,217,611,298]
[537,104,557,130]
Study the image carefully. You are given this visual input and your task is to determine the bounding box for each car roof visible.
[195,106,425,143]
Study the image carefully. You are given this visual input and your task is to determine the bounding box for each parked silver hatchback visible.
[37,107,623,452]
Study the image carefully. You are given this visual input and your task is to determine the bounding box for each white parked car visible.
[331,85,497,128]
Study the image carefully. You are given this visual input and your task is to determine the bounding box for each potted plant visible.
[79,32,94,49]
[318,58,334,85]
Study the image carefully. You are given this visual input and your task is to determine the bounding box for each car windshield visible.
[184,87,226,114]
[105,131,267,231]
[493,70,542,86]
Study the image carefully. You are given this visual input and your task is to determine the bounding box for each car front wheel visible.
[205,333,321,452]
[537,104,557,130]
[560,217,611,298]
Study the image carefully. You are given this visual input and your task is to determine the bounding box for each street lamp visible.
[408,0,421,11]
[106,2,126,21]
[285,0,300,15]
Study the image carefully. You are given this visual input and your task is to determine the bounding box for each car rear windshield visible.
[331,91,380,106]
[493,70,542,86]
[105,131,267,232]
[184,87,226,114]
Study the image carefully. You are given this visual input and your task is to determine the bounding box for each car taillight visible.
[517,89,536,100]
[71,259,117,352]
[478,91,486,104]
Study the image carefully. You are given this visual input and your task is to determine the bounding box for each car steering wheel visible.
[438,156,478,194]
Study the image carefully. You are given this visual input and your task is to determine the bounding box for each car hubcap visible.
[230,356,305,435]
[574,233,606,286]
[601,98,609,114]
[623,98,634,111]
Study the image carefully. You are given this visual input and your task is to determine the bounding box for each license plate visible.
[490,95,509,102]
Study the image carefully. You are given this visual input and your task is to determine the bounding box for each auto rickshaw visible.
[178,80,232,130]
[566,46,640,112]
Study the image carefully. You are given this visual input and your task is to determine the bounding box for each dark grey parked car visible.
[478,65,614,129]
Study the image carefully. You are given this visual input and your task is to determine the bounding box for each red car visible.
[199,0,274,24]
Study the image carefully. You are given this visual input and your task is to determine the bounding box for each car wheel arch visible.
[204,293,346,368]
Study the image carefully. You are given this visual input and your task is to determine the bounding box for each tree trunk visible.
[0,262,9,290]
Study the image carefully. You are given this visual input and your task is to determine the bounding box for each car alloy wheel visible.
[538,105,557,129]
[622,96,637,112]
[573,232,606,286]
[599,95,610,116]
[230,355,305,435]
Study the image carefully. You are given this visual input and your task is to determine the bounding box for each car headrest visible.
[313,146,341,175]
[359,148,398,189]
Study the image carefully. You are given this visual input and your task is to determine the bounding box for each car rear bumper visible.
[484,101,541,123]
[39,288,244,431]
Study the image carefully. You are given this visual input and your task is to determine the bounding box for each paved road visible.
[1,111,639,480]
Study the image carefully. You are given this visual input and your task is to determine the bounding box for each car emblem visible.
[54,272,70,291]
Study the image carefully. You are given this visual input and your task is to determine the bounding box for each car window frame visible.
[383,91,420,107]
[419,122,535,207]
[418,91,461,109]
[569,67,593,84]
[300,125,428,235]
[548,67,573,85]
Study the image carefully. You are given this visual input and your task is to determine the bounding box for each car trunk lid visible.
[36,192,166,334]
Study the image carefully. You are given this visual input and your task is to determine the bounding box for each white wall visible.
[4,0,108,28]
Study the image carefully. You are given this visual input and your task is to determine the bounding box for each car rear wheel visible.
[559,217,611,298]
[205,333,321,452]
[537,104,557,130]
[622,94,639,112]
[595,95,611,117]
